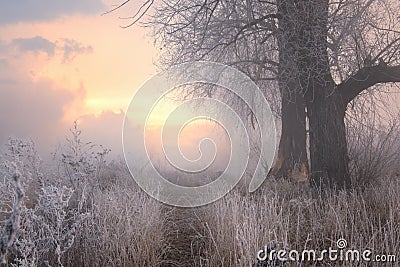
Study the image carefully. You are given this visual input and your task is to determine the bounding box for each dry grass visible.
[1,132,400,266]
[2,163,400,266]
[66,182,167,266]
[194,177,400,266]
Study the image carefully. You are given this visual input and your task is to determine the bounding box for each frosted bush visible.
[0,164,23,264]
[10,185,88,267]
[0,137,88,266]
[56,121,110,212]
[11,207,38,267]
[0,132,164,266]
[35,185,87,266]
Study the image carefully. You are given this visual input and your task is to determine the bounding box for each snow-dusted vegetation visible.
[0,125,166,266]
[0,123,399,266]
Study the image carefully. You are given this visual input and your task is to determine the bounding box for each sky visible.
[0,0,232,175]
[0,0,161,157]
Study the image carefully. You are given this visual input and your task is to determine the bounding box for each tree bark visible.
[296,0,351,189]
[271,95,309,182]
[271,0,309,182]
[307,88,351,189]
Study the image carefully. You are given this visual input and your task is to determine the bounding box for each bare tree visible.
[292,0,400,188]
[117,0,400,189]
[147,0,309,181]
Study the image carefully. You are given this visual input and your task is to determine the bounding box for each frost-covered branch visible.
[0,165,24,264]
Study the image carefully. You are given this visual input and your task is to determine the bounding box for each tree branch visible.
[234,13,280,42]
[338,64,400,104]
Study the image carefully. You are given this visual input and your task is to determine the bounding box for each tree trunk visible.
[296,0,351,189]
[271,94,309,182]
[271,0,309,182]
[307,89,351,189]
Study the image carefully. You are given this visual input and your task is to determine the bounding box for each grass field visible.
[0,134,399,266]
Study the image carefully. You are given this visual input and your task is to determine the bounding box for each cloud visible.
[62,39,93,62]
[0,78,15,85]
[0,40,7,53]
[0,0,105,25]
[0,73,126,158]
[12,36,56,56]
[0,58,8,68]
[0,34,99,156]
[0,76,79,156]
[9,36,93,61]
